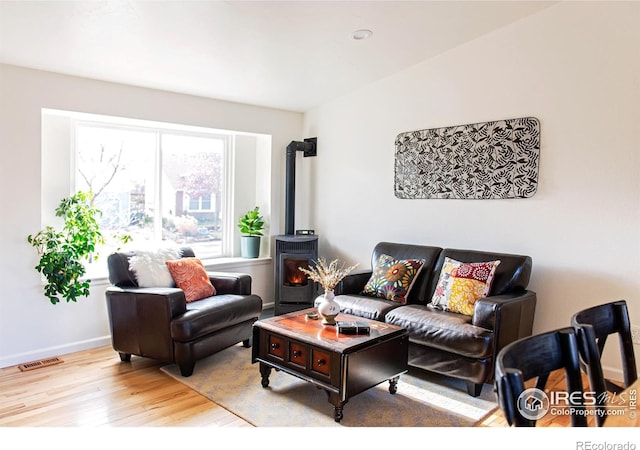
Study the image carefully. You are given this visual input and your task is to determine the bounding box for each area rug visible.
[161,343,498,427]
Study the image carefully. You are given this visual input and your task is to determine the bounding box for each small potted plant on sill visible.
[238,206,265,258]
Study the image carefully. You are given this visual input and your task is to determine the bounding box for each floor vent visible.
[18,357,63,372]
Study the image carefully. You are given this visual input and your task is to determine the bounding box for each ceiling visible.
[0,1,557,112]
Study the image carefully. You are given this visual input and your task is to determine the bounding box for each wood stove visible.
[274,234,319,315]
[274,138,318,315]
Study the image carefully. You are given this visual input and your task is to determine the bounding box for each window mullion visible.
[222,135,234,256]
[155,130,163,240]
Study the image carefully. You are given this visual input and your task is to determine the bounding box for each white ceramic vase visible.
[317,289,340,325]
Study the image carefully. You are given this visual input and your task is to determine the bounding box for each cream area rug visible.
[161,343,498,427]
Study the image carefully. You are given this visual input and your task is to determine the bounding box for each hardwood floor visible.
[0,341,587,428]
[0,345,251,427]
[476,369,595,427]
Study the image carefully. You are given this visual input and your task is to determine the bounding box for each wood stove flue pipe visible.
[285,138,317,235]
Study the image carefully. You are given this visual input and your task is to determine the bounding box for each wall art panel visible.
[394,117,540,199]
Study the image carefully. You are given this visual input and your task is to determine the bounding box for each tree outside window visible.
[75,124,227,261]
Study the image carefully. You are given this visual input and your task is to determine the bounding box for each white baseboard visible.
[2,302,276,369]
[0,336,112,369]
[602,365,625,386]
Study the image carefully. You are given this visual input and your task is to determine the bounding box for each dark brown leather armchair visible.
[105,247,263,376]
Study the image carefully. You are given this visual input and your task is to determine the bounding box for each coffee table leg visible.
[389,376,400,394]
[259,362,271,388]
[334,405,344,423]
[326,392,346,422]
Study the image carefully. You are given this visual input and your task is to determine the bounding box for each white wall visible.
[0,64,301,367]
[302,2,640,378]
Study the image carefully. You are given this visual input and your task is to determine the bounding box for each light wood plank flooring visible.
[0,342,588,428]
[0,345,251,427]
[0,305,607,432]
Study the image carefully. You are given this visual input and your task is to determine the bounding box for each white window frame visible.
[42,108,272,277]
[72,119,234,258]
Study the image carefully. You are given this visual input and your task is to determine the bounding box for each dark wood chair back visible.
[571,299,637,426]
[495,327,588,427]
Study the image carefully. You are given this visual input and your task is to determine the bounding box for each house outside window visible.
[42,108,272,279]
[74,122,229,261]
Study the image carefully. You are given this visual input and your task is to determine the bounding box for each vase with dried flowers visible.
[299,257,358,325]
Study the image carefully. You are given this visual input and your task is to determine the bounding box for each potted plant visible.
[27,191,129,305]
[238,206,265,258]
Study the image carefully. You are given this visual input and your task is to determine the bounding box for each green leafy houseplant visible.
[238,207,264,258]
[238,206,265,236]
[27,191,128,305]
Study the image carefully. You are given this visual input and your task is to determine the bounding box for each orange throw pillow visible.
[166,257,216,303]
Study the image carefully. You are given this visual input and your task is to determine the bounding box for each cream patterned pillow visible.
[430,257,501,316]
[128,245,183,288]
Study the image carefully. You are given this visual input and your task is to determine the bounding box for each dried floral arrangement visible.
[299,257,359,292]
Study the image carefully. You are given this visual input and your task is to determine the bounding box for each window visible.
[42,109,272,279]
[74,122,229,260]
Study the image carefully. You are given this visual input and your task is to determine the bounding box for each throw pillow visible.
[166,257,216,303]
[361,254,425,304]
[128,245,183,288]
[430,257,501,316]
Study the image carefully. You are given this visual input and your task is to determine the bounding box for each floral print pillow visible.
[361,254,425,304]
[430,257,501,316]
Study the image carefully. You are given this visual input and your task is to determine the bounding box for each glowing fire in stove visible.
[288,272,307,285]
[284,259,309,286]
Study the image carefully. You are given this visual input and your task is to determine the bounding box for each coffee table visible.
[251,308,408,422]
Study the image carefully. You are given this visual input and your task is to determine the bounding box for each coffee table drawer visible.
[260,331,333,383]
[289,341,307,368]
[268,334,285,359]
[311,348,331,376]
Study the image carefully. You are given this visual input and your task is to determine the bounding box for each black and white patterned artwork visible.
[394,117,540,199]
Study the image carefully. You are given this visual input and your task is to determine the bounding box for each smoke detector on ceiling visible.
[351,29,373,40]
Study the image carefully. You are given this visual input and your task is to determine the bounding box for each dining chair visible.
[571,300,637,393]
[495,327,589,426]
[571,299,637,426]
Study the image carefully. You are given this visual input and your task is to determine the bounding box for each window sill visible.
[201,256,272,271]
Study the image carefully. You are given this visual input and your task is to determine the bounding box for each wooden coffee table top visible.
[254,307,407,354]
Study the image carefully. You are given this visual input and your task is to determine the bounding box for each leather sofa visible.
[105,247,263,377]
[335,242,537,396]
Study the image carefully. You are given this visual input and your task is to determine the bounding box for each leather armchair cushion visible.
[473,291,537,331]
[106,286,188,318]
[171,293,262,342]
[385,304,494,359]
[335,294,402,321]
[207,272,252,295]
[408,344,492,384]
